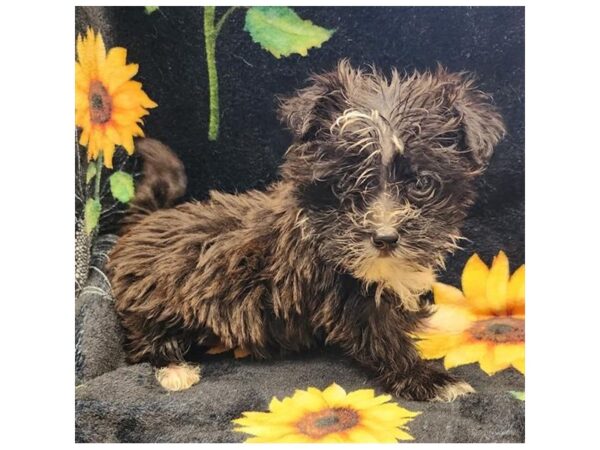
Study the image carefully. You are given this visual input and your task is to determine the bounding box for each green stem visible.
[215,6,238,35]
[94,153,103,201]
[204,7,238,141]
[204,7,219,141]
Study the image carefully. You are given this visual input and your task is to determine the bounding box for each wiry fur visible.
[107,61,505,401]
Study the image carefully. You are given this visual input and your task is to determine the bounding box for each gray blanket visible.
[75,237,524,443]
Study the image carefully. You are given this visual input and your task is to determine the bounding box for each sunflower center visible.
[469,317,524,343]
[88,80,112,124]
[297,408,359,439]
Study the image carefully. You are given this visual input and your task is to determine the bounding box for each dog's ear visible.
[440,68,506,172]
[277,83,327,140]
[277,60,358,140]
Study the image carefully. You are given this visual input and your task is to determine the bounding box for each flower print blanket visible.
[75,6,525,443]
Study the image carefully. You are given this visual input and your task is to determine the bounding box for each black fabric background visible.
[82,6,524,285]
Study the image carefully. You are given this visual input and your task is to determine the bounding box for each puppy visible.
[107,61,505,401]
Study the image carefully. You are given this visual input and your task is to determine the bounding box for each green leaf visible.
[509,391,525,401]
[145,6,159,15]
[85,163,97,184]
[109,171,135,203]
[84,199,101,235]
[244,7,334,59]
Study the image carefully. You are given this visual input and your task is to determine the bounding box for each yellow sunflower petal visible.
[321,383,347,407]
[267,396,284,413]
[342,389,391,410]
[105,124,122,147]
[391,427,416,441]
[77,109,91,129]
[443,341,489,370]
[416,333,465,360]
[243,436,269,443]
[79,127,90,147]
[360,403,418,423]
[106,64,139,94]
[232,412,273,426]
[478,346,511,375]
[346,426,381,442]
[105,47,127,68]
[507,264,525,313]
[234,409,300,427]
[93,30,107,74]
[486,251,510,313]
[494,343,525,368]
[291,388,328,412]
[75,88,88,111]
[266,397,304,420]
[111,109,141,126]
[318,433,345,443]
[461,253,490,310]
[112,88,151,110]
[99,47,127,82]
[113,82,158,109]
[75,63,90,91]
[350,422,400,443]
[272,433,314,443]
[77,30,96,76]
[76,33,84,63]
[130,122,146,137]
[102,138,116,168]
[424,304,475,333]
[512,357,525,374]
[87,131,99,160]
[432,282,466,305]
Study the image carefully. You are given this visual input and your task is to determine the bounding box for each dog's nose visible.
[371,229,399,249]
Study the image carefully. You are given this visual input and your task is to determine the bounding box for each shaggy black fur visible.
[108,61,504,401]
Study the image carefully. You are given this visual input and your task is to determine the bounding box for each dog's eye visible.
[408,174,437,200]
[415,176,432,190]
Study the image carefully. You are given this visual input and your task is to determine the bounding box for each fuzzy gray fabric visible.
[75,352,524,443]
[75,238,524,443]
[75,235,126,384]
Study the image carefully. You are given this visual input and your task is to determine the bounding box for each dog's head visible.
[278,61,505,309]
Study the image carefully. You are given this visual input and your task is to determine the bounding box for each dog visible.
[107,61,505,401]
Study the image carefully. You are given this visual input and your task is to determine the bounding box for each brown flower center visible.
[88,80,112,124]
[296,408,359,439]
[469,317,524,343]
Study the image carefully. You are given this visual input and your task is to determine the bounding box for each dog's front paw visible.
[392,364,475,402]
[155,363,201,391]
[432,380,475,402]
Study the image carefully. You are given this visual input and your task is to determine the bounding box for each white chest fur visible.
[354,257,435,311]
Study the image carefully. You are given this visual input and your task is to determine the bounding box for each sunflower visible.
[232,383,419,443]
[75,28,157,168]
[416,250,525,375]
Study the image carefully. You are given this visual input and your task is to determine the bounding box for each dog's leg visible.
[125,328,201,392]
[379,358,475,402]
[327,293,474,402]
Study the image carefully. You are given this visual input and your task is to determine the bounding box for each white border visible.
[3,0,600,447]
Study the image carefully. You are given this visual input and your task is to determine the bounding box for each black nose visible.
[371,230,399,249]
